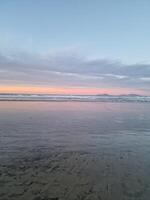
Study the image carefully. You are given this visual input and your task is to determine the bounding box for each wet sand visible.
[0,102,150,200]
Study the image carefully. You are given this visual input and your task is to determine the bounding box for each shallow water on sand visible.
[0,102,150,200]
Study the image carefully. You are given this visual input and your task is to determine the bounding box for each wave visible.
[0,94,150,102]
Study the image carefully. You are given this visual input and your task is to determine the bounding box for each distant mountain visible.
[119,94,144,97]
[96,93,146,97]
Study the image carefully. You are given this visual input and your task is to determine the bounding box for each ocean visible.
[0,101,150,200]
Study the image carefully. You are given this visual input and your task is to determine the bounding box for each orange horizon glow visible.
[0,85,146,95]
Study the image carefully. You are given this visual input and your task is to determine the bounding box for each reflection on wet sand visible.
[0,102,150,200]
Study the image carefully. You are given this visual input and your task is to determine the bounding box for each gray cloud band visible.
[0,51,150,90]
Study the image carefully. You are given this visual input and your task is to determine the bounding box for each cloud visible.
[0,50,150,91]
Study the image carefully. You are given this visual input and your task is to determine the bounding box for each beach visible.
[0,101,150,200]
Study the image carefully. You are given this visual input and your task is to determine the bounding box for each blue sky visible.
[0,0,150,94]
[0,0,150,63]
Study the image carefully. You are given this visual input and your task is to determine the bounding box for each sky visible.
[0,0,150,95]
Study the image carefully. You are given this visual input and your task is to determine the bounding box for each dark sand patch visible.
[1,148,150,200]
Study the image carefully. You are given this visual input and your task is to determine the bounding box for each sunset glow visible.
[0,85,145,95]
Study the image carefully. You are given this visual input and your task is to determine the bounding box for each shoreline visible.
[0,99,150,103]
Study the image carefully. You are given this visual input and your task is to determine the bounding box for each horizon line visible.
[0,93,148,97]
